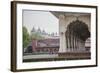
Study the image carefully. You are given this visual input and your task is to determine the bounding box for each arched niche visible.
[65,20,90,52]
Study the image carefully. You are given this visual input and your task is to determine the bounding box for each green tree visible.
[23,26,30,48]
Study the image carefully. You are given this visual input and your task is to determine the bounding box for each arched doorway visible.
[65,19,90,52]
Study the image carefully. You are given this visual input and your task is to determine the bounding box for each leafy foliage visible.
[23,26,30,48]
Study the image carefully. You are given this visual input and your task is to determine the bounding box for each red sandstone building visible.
[25,39,59,54]
[25,38,90,54]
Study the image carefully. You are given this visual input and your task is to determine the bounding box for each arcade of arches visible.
[51,12,91,53]
[65,19,90,52]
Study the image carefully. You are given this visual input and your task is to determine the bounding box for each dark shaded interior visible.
[67,20,90,41]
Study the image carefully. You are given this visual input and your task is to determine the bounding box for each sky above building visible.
[23,10,59,35]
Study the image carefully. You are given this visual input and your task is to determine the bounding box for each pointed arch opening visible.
[65,20,90,52]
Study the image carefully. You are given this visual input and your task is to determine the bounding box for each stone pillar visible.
[74,36,76,52]
[79,39,81,52]
[77,37,78,51]
[67,33,70,52]
[69,31,72,52]
[78,39,81,52]
[69,32,71,51]
[73,36,76,51]
[81,41,83,51]
[72,34,74,52]
[82,41,85,51]
[59,14,67,53]
[66,31,70,51]
[76,36,78,51]
[78,38,79,51]
[81,40,84,51]
[71,33,73,51]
